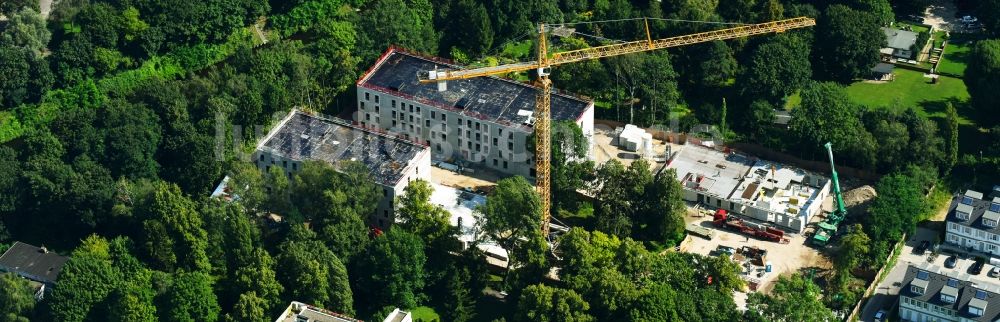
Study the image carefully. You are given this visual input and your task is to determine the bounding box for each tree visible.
[739,34,812,103]
[638,169,687,245]
[864,172,925,265]
[789,82,875,169]
[48,245,121,322]
[979,0,1000,37]
[1,7,51,55]
[230,292,268,322]
[0,46,30,109]
[517,284,594,322]
[813,5,885,83]
[138,182,211,273]
[847,0,893,26]
[276,234,353,315]
[226,163,266,211]
[965,39,1000,127]
[835,224,871,275]
[102,99,162,180]
[159,271,221,322]
[106,289,157,322]
[447,0,494,57]
[695,41,737,90]
[290,161,376,259]
[0,0,37,16]
[353,229,427,315]
[0,273,35,322]
[745,274,836,322]
[944,102,959,172]
[396,179,451,242]
[478,176,544,285]
[357,0,439,61]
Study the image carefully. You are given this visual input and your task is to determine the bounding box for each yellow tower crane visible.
[420,17,815,236]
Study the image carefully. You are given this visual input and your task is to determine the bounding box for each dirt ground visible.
[430,165,502,191]
[923,0,960,32]
[678,202,834,307]
[591,127,679,171]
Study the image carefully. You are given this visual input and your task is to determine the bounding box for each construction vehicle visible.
[419,17,816,235]
[713,209,788,243]
[686,223,715,240]
[811,142,847,246]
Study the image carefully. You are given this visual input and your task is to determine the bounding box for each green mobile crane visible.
[812,142,847,246]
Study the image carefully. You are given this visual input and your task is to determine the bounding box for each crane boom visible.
[418,16,816,237]
[421,17,815,83]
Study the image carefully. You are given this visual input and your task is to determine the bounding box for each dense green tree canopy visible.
[966,39,1000,127]
[740,33,812,103]
[353,229,427,315]
[813,5,885,83]
[746,274,836,322]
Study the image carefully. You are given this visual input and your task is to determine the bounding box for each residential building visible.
[666,144,831,233]
[254,110,432,229]
[355,47,595,178]
[882,27,919,59]
[945,189,1000,256]
[381,308,412,322]
[0,241,69,297]
[899,263,1000,321]
[274,301,362,322]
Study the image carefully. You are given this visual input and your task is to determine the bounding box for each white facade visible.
[944,191,1000,258]
[899,295,963,322]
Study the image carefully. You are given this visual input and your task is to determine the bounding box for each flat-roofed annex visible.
[258,111,427,186]
[357,47,592,132]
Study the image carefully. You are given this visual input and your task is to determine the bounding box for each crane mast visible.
[421,17,816,236]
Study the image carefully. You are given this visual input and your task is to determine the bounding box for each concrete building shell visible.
[666,144,831,233]
[254,110,432,230]
[355,47,595,178]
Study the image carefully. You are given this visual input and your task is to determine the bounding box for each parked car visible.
[972,260,985,275]
[916,240,931,254]
[945,255,958,268]
[874,310,887,322]
[990,266,1000,278]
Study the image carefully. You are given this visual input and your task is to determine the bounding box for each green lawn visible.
[845,68,969,119]
[410,306,440,322]
[937,41,972,77]
[892,22,930,34]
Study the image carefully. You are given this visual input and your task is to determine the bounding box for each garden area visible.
[937,38,974,77]
[845,68,969,117]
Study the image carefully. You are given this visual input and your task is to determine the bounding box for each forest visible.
[2,0,1000,321]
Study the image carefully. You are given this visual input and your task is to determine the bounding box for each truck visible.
[687,223,715,240]
[713,209,788,243]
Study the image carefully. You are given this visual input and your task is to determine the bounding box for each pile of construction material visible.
[615,124,653,152]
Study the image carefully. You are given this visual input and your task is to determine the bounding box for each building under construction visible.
[667,144,831,233]
[255,110,432,229]
[355,47,595,178]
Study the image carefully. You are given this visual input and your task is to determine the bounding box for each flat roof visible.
[274,302,362,322]
[667,144,827,215]
[259,111,427,186]
[428,182,487,245]
[668,144,755,198]
[357,47,592,132]
[0,242,68,284]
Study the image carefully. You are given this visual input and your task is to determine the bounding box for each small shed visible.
[872,63,895,81]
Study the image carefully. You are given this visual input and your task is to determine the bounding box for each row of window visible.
[903,296,957,317]
[948,222,1000,241]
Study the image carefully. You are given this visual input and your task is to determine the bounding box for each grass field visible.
[937,41,972,77]
[845,68,969,120]
[411,306,440,322]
